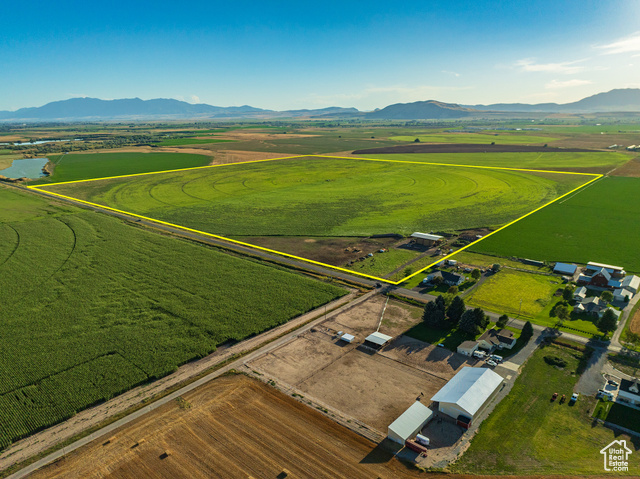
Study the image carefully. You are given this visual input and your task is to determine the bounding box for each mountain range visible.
[1,89,639,121]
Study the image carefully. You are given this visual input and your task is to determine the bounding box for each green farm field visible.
[453,342,639,475]
[154,138,234,147]
[0,186,345,451]
[41,155,590,239]
[30,151,212,185]
[470,176,640,273]
[358,151,628,174]
[390,133,557,144]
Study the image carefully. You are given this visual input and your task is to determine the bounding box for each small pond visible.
[0,158,49,179]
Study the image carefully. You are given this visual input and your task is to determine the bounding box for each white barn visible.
[387,401,434,444]
[431,367,503,423]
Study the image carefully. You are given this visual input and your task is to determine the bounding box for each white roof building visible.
[411,232,444,241]
[431,367,503,421]
[621,275,640,294]
[364,331,393,347]
[387,401,434,444]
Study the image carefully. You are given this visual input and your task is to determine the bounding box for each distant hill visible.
[365,100,476,120]
[0,97,268,121]
[2,88,640,121]
[467,88,640,112]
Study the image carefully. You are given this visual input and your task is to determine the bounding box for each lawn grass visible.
[470,176,640,273]
[347,248,420,278]
[0,186,346,451]
[466,270,559,318]
[29,151,212,184]
[448,250,551,273]
[604,403,640,434]
[453,342,639,475]
[360,151,628,174]
[464,269,600,336]
[390,133,557,144]
[42,155,588,239]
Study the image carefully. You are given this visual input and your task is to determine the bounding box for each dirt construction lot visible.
[249,296,473,432]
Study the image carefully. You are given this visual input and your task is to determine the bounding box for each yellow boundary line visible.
[29,154,602,285]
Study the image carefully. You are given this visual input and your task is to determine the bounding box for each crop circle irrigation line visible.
[29,154,602,286]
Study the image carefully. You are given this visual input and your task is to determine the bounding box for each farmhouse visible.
[431,367,503,426]
[573,286,587,301]
[477,329,516,351]
[411,232,443,247]
[457,341,479,357]
[553,262,577,276]
[422,270,465,286]
[387,401,434,445]
[573,296,606,314]
[618,379,640,407]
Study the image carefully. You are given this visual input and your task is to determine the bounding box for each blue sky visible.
[1,0,639,111]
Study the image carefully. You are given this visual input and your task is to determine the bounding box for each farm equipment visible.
[559,394,566,404]
[405,439,428,455]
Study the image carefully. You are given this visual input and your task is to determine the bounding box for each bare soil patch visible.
[611,157,640,177]
[249,295,467,432]
[29,375,426,479]
[352,143,597,155]
[234,235,399,266]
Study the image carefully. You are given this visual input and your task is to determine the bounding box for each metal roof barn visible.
[411,232,444,241]
[364,331,393,347]
[431,367,503,420]
[387,401,434,444]
[553,263,577,275]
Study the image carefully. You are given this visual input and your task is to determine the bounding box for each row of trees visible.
[422,295,489,335]
[423,295,535,339]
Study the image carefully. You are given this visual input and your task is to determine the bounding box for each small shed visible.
[364,332,393,349]
[411,232,443,246]
[457,341,479,357]
[340,333,355,343]
[553,263,577,275]
[387,401,434,445]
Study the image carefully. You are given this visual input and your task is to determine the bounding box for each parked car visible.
[437,343,445,348]
[486,359,497,367]
[597,389,614,400]
[570,393,579,404]
[489,354,503,363]
[472,350,486,359]
[607,380,619,387]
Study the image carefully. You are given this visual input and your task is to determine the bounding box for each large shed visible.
[411,232,443,246]
[431,367,503,423]
[387,401,434,444]
[364,332,393,349]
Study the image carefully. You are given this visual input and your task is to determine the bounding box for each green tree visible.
[598,309,618,335]
[472,307,489,330]
[459,309,480,335]
[562,285,574,302]
[471,269,481,280]
[556,304,570,322]
[601,290,614,304]
[423,300,446,328]
[491,263,501,272]
[447,296,465,322]
[435,294,446,311]
[447,285,459,295]
[521,321,534,340]
[496,314,509,329]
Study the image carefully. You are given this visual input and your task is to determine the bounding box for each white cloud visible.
[515,58,587,75]
[545,79,593,89]
[191,95,201,103]
[597,31,640,55]
[441,70,461,77]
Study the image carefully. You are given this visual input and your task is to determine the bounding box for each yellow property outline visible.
[28,154,602,285]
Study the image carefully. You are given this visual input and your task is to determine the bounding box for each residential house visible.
[621,275,640,295]
[477,328,516,351]
[618,379,640,407]
[573,286,587,301]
